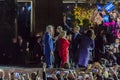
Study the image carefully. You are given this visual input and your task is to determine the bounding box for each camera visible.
[78,76,83,80]
[104,45,112,52]
[47,74,52,78]
[56,71,60,74]
[22,73,26,76]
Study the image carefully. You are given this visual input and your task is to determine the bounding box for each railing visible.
[63,0,86,3]
[63,0,120,4]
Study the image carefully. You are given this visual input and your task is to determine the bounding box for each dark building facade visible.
[0,0,63,64]
[35,0,63,33]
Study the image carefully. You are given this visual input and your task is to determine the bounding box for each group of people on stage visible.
[42,22,120,68]
[43,25,94,68]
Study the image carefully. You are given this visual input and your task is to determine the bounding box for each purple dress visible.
[78,35,94,67]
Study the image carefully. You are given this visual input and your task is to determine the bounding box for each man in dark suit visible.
[33,36,43,64]
[17,36,27,65]
[69,26,81,68]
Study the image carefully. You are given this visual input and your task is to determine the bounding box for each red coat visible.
[58,38,70,67]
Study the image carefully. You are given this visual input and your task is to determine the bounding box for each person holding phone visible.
[0,69,4,80]
[43,63,47,80]
[10,72,20,80]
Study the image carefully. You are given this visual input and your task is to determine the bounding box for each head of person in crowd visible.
[36,32,44,37]
[56,74,61,80]
[114,38,120,44]
[86,30,92,38]
[96,69,103,80]
[12,38,17,44]
[18,35,23,43]
[90,29,96,39]
[31,72,37,80]
[36,36,42,43]
[102,67,109,79]
[112,11,118,20]
[100,29,105,36]
[101,10,106,15]
[74,19,80,27]
[109,67,115,75]
[117,17,120,21]
[46,25,54,36]
[109,67,119,80]
[100,58,109,67]
[64,63,70,69]
[43,62,46,71]
[36,32,42,39]
[73,26,80,34]
[67,71,76,80]
[0,69,4,80]
[79,71,84,78]
[22,73,31,80]
[59,31,67,39]
[110,44,114,50]
[57,26,63,34]
[52,74,58,80]
[113,64,120,70]
[85,64,93,73]
[10,72,21,80]
[93,62,103,69]
[10,72,14,80]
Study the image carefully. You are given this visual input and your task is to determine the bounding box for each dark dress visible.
[78,34,94,67]
[94,34,106,61]
[54,39,61,68]
[33,41,43,64]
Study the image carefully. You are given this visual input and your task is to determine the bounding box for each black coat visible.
[70,33,81,53]
[33,41,43,57]
[69,33,81,64]
[17,40,27,64]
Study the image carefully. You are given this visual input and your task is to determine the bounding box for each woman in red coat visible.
[58,31,70,67]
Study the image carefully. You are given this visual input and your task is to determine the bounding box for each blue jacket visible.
[43,32,54,55]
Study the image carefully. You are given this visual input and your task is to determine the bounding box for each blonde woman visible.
[54,26,63,40]
[57,26,63,34]
[58,31,70,67]
[54,26,63,68]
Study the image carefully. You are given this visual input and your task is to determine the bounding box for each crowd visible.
[42,23,120,68]
[41,9,120,68]
[0,62,120,80]
[0,9,120,69]
[1,3,120,80]
[5,23,120,68]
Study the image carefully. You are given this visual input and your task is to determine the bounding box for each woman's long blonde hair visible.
[57,26,63,33]
[59,30,66,38]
